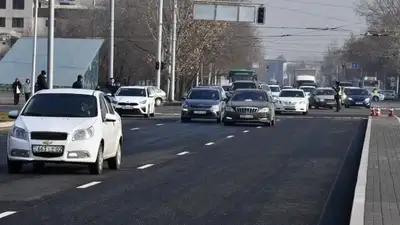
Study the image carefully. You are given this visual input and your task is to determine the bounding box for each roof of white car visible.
[281,88,303,92]
[269,85,280,88]
[119,86,146,89]
[316,87,334,90]
[299,86,315,88]
[36,88,97,95]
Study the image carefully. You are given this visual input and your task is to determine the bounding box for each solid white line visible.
[137,164,154,170]
[130,127,140,131]
[0,211,17,219]
[177,151,190,156]
[156,123,164,126]
[226,135,234,139]
[76,181,102,189]
[256,126,262,128]
[204,142,214,146]
[243,130,249,133]
[349,116,372,225]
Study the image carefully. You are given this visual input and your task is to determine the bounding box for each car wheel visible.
[302,111,308,115]
[181,117,191,123]
[275,111,281,115]
[108,141,121,170]
[155,98,163,107]
[32,162,45,173]
[373,96,379,101]
[263,122,271,127]
[345,104,350,108]
[271,119,275,126]
[89,144,104,175]
[7,159,22,174]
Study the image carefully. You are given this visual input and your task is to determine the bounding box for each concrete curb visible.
[349,116,371,225]
[0,121,14,128]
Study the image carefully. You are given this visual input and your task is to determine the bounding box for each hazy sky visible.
[257,0,367,61]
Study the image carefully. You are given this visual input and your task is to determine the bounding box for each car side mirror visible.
[8,110,19,119]
[105,113,117,122]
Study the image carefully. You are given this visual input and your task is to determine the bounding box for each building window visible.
[12,18,24,28]
[0,18,5,27]
[12,0,24,9]
[0,0,6,9]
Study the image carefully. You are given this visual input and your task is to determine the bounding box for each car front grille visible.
[235,107,259,114]
[30,132,68,140]
[118,102,138,106]
[190,105,211,109]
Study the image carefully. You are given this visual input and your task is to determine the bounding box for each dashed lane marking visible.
[177,151,190,156]
[130,127,140,131]
[137,164,154,170]
[243,130,249,133]
[226,135,234,139]
[156,123,164,126]
[0,211,17,219]
[76,181,102,189]
[205,142,214,146]
[256,126,262,128]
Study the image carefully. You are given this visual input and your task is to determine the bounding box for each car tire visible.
[32,162,45,173]
[89,144,104,175]
[345,104,350,108]
[271,119,275,126]
[108,141,121,170]
[155,98,163,107]
[263,122,271,127]
[329,106,333,109]
[7,159,22,174]
[373,96,379,101]
[302,111,308,115]
[275,111,281,115]
[181,117,191,123]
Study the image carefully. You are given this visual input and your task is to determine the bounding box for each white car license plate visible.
[122,105,134,109]
[355,102,363,105]
[193,111,207,114]
[240,115,253,119]
[32,145,64,153]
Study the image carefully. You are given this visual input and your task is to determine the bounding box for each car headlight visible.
[364,98,370,102]
[211,105,220,111]
[72,126,94,141]
[258,107,270,113]
[225,106,235,112]
[348,97,353,101]
[139,100,147,104]
[11,126,28,140]
[317,98,324,101]
[112,99,118,104]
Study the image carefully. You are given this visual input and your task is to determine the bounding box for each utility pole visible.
[47,0,54,89]
[109,0,115,79]
[156,0,164,88]
[31,0,38,93]
[170,0,177,100]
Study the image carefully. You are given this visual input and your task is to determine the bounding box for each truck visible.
[227,69,258,84]
[265,59,285,85]
[294,68,317,87]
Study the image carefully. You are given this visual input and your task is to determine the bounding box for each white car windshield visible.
[300,87,315,93]
[231,91,268,101]
[270,86,280,92]
[315,89,334,95]
[117,88,146,97]
[232,82,257,90]
[188,89,220,100]
[279,91,304,97]
[21,94,98,117]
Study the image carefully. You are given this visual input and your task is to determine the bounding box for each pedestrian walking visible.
[72,75,83,88]
[36,70,48,91]
[333,81,343,112]
[11,78,22,105]
[23,78,32,101]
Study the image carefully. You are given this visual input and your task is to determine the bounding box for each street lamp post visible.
[31,0,38,93]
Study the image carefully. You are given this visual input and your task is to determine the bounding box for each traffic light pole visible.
[156,0,164,89]
[171,0,177,100]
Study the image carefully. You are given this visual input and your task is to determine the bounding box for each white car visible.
[274,89,309,115]
[269,85,281,98]
[7,89,123,175]
[112,86,156,117]
[147,86,167,106]
[299,86,316,97]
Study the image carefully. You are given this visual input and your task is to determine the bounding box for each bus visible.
[227,69,258,83]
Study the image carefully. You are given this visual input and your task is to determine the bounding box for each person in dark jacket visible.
[12,78,22,105]
[72,75,84,88]
[36,70,48,91]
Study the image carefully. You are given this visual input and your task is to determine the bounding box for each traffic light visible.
[155,61,160,70]
[257,6,265,24]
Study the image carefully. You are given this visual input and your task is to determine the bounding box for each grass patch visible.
[0,111,12,122]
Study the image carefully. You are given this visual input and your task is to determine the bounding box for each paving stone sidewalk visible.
[351,116,400,225]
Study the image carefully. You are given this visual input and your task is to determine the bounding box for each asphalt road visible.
[0,109,367,224]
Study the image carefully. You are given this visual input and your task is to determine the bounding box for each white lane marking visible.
[0,211,17,219]
[156,123,164,126]
[205,142,214,146]
[226,135,234,139]
[76,181,102,189]
[137,164,154,170]
[243,130,249,133]
[256,126,262,128]
[130,127,140,131]
[177,151,190,156]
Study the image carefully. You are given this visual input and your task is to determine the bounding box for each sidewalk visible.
[350,116,400,225]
